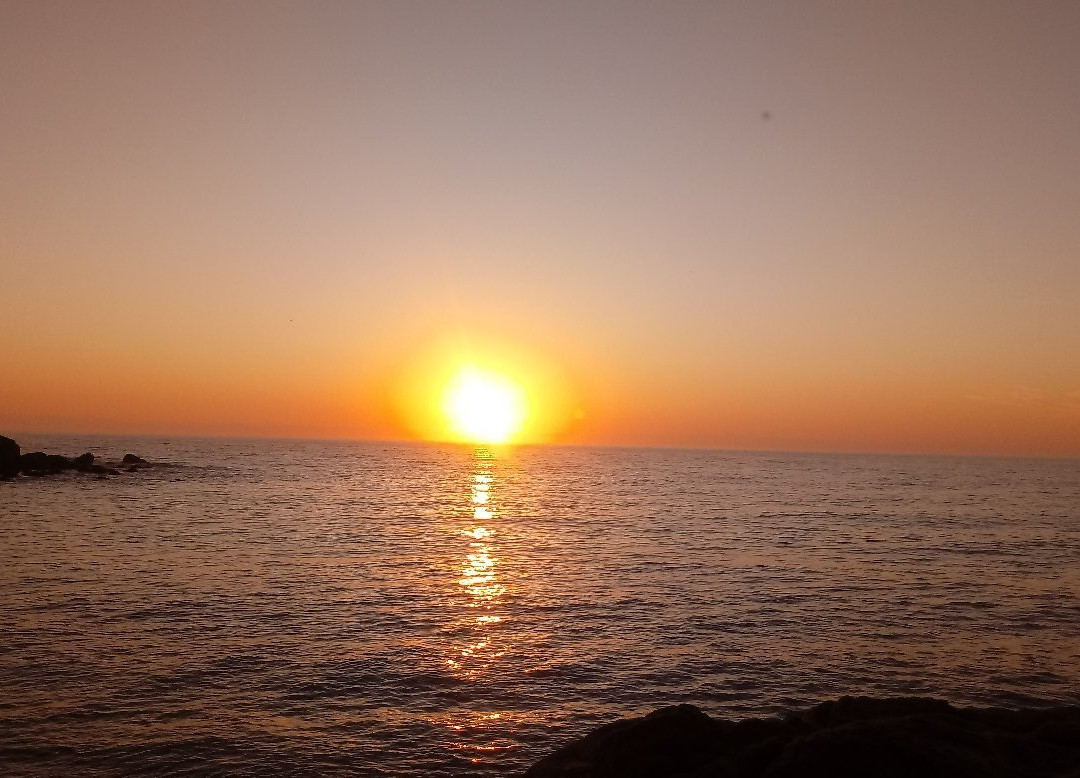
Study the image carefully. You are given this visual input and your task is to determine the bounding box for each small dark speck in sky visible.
[761,110,772,121]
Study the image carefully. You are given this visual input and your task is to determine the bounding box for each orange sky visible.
[2,1,1079,457]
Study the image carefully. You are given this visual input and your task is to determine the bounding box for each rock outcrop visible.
[20,452,75,475]
[1,436,150,478]
[525,697,1080,778]
[0,435,20,478]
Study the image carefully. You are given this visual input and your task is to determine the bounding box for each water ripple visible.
[2,437,1079,775]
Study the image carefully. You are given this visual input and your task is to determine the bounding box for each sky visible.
[2,1,1079,456]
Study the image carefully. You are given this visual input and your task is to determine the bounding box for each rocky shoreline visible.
[0,434,150,479]
[525,697,1080,777]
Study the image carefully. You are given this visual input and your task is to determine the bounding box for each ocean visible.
[2,435,1079,776]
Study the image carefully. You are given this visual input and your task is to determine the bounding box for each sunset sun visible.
[442,366,527,444]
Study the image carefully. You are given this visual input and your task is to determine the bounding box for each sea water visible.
[2,436,1078,776]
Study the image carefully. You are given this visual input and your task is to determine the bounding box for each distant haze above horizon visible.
[3,1,1079,457]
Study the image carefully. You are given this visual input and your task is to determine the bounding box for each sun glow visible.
[442,366,526,444]
[390,334,580,444]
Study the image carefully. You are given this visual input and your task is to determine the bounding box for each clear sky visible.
[2,1,1078,456]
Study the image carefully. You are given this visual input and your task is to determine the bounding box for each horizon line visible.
[5,428,1078,463]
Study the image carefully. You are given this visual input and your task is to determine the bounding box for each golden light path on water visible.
[428,447,519,764]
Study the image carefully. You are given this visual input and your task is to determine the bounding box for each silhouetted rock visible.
[0,435,19,478]
[0,438,149,479]
[19,452,74,474]
[530,704,724,778]
[525,697,1080,778]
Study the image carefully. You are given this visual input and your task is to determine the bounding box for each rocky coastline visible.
[0,434,150,479]
[525,696,1080,777]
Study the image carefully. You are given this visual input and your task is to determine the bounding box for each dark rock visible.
[122,453,148,465]
[530,704,723,778]
[3,443,129,479]
[525,697,1080,778]
[78,463,120,476]
[0,435,20,477]
[19,452,74,474]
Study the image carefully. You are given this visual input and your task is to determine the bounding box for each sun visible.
[442,365,526,444]
[393,336,577,444]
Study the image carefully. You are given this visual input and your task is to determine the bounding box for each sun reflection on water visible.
[433,447,519,762]
[443,447,508,679]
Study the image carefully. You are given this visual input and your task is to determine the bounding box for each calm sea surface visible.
[2,436,1079,776]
